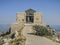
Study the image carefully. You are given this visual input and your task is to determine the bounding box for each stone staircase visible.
[22,24,33,37]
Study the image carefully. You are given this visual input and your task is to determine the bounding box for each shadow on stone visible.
[27,33,35,35]
[27,33,44,37]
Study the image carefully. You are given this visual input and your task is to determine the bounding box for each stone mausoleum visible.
[11,9,45,33]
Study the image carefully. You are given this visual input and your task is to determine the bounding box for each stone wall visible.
[16,12,26,23]
[11,23,24,33]
[34,12,42,25]
[11,12,45,32]
[16,12,43,25]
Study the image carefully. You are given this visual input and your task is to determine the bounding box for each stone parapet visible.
[11,23,24,33]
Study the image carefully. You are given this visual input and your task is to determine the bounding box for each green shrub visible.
[9,38,21,45]
[0,38,3,45]
[33,25,53,36]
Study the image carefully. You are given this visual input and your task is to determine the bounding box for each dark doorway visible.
[26,15,34,23]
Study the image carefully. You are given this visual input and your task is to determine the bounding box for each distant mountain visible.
[50,25,60,32]
[0,24,10,32]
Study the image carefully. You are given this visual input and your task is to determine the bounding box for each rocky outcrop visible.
[0,23,26,45]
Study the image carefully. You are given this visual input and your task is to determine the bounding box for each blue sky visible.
[0,0,60,25]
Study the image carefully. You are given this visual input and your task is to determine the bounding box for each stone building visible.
[11,9,45,33]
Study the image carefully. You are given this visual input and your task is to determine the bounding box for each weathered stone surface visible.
[16,12,26,23]
[11,23,24,32]
[10,9,46,45]
[11,9,45,38]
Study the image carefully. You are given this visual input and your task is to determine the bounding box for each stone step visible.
[22,25,33,36]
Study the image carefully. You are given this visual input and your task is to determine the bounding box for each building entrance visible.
[26,15,34,23]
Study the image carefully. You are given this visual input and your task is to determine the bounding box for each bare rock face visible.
[15,31,18,38]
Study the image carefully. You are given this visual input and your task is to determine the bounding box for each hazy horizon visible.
[0,0,60,25]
